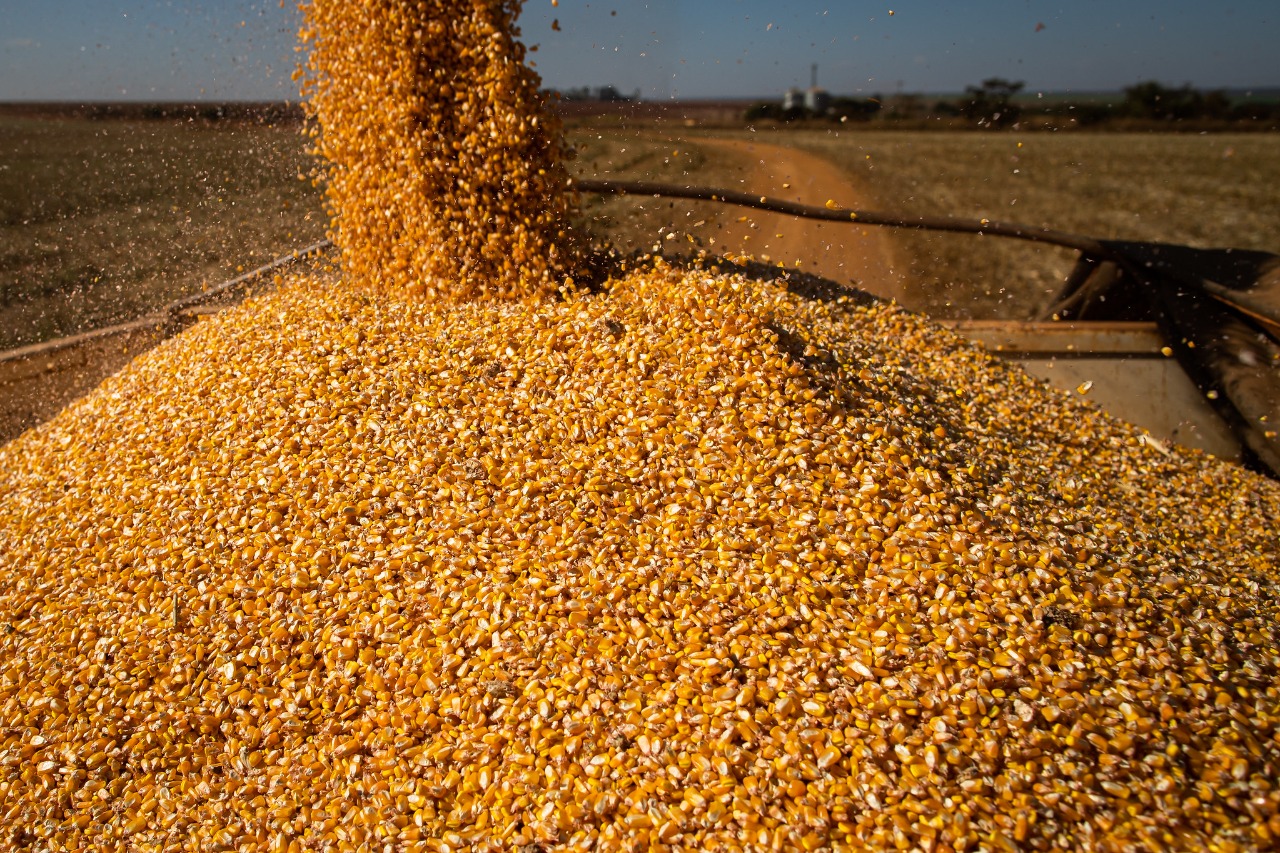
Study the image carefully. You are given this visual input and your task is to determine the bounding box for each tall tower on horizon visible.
[805,63,829,113]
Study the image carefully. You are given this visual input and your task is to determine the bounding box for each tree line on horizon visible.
[5,79,1274,131]
[742,79,1280,129]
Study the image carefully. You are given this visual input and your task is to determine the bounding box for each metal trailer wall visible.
[0,241,331,445]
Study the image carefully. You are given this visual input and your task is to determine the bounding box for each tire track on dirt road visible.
[686,137,907,303]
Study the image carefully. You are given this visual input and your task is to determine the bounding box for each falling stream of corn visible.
[0,2,1277,851]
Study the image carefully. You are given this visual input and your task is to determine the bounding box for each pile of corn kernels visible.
[2,0,1277,850]
[0,261,1277,851]
[297,0,577,299]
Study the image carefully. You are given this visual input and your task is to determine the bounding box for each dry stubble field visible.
[0,116,325,350]
[2,115,1278,349]
[768,129,1280,317]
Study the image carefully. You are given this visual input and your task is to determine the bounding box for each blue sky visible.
[1,1,1277,101]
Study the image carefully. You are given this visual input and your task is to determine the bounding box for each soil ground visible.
[5,118,1278,348]
[684,138,906,302]
[570,132,906,303]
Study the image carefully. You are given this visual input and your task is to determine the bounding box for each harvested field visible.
[762,130,1280,318]
[0,116,325,350]
[4,120,1277,347]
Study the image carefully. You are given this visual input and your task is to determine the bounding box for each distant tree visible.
[595,85,629,102]
[962,78,1024,127]
[1120,81,1229,121]
[1122,81,1194,120]
[830,97,882,122]
[744,102,782,122]
[1230,100,1280,123]
[1198,89,1232,120]
[884,93,925,121]
[1065,102,1114,127]
[555,85,633,102]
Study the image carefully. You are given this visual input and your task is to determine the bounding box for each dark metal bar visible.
[162,239,334,314]
[574,178,1110,257]
[1199,281,1280,339]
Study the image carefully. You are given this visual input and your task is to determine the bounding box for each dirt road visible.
[682,137,907,303]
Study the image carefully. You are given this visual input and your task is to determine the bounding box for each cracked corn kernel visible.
[1,262,1278,851]
[298,0,576,300]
